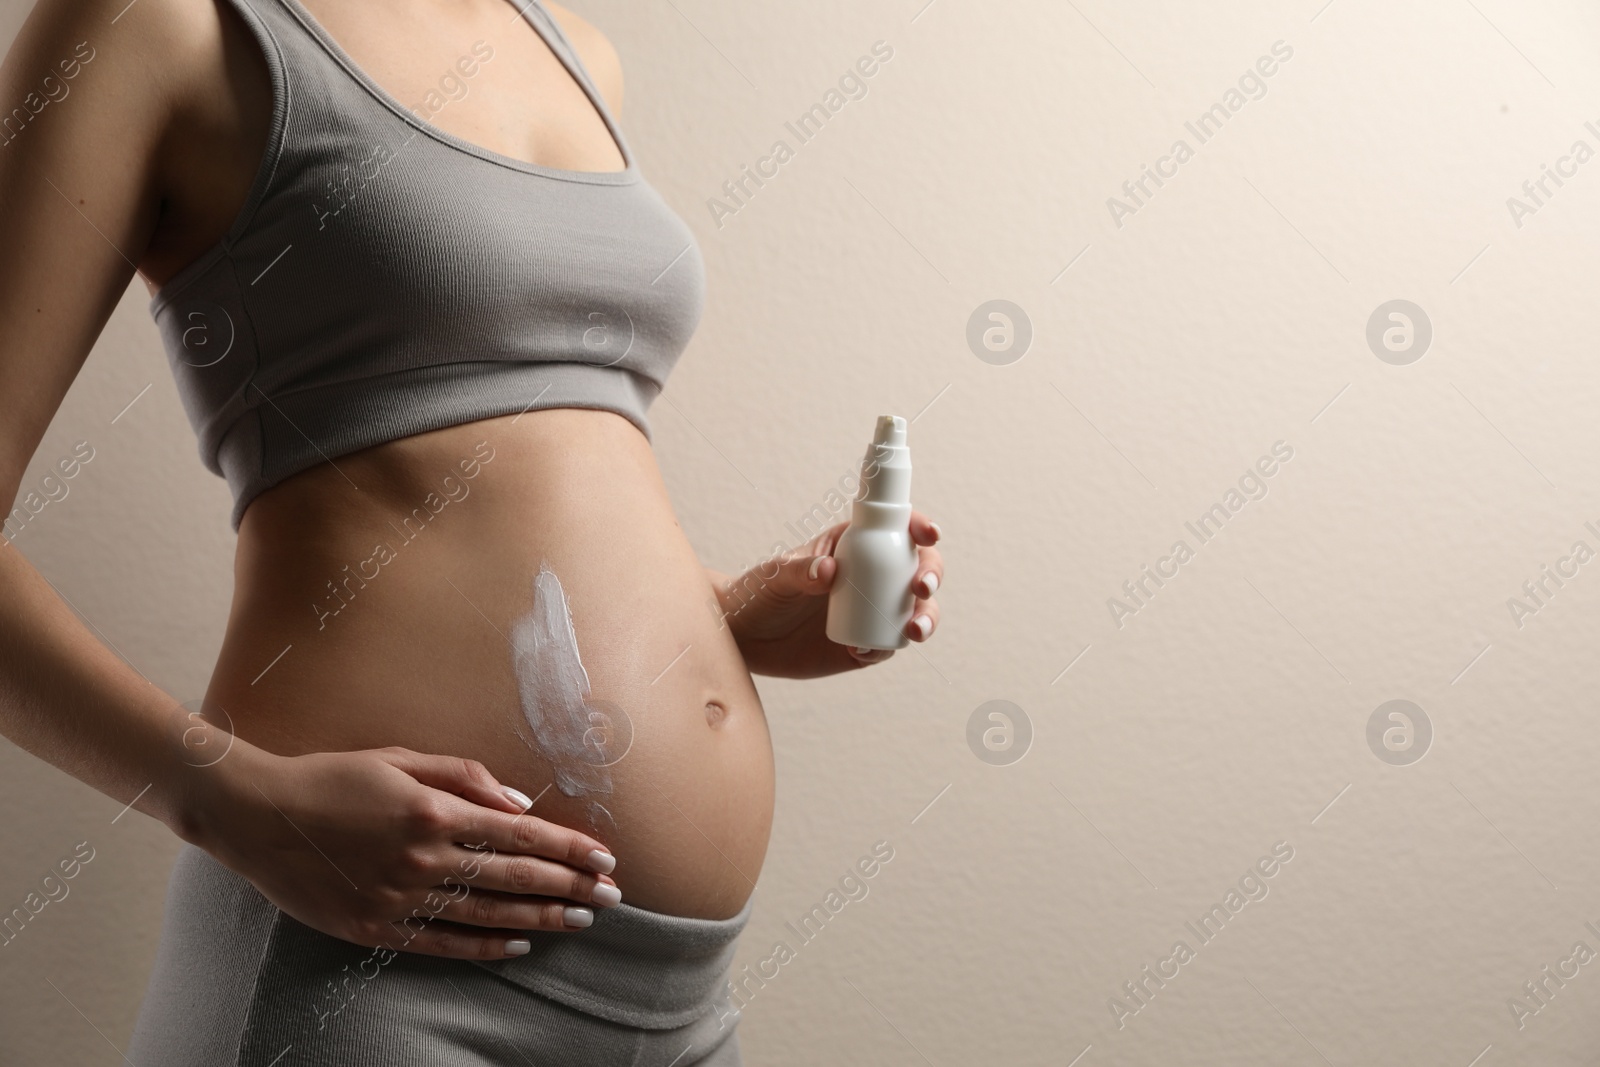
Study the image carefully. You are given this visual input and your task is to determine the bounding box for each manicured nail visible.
[591,882,622,907]
[586,850,616,874]
[911,614,933,639]
[921,572,939,596]
[808,555,825,580]
[504,938,531,955]
[852,646,874,655]
[502,787,533,812]
[564,906,594,928]
[928,522,942,541]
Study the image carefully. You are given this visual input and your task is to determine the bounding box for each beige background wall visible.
[4,0,1600,1063]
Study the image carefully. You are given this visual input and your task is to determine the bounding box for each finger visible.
[913,545,944,598]
[381,749,532,815]
[847,645,895,665]
[456,809,616,874]
[804,552,836,589]
[910,512,942,547]
[805,520,851,558]
[759,550,836,600]
[380,919,567,960]
[907,598,940,641]
[453,846,621,904]
[433,888,609,932]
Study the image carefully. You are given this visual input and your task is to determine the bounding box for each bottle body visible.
[825,414,918,651]
[826,506,918,650]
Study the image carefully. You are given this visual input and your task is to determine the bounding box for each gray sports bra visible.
[148,0,705,530]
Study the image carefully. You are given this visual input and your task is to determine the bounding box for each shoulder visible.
[541,2,623,116]
[0,0,232,174]
[2,0,246,117]
[6,0,240,72]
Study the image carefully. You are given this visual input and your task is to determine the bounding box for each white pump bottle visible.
[826,414,919,651]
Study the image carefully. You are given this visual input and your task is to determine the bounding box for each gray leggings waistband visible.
[128,845,750,1066]
[473,885,750,1030]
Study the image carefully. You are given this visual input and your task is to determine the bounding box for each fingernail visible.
[564,906,594,929]
[911,614,932,639]
[852,646,875,655]
[921,572,939,596]
[586,850,616,874]
[808,555,825,580]
[591,882,622,907]
[928,522,942,541]
[502,787,533,812]
[504,938,531,955]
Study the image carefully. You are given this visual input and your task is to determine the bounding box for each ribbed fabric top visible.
[148,0,705,530]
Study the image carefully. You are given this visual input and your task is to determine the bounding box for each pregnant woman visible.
[0,0,943,1062]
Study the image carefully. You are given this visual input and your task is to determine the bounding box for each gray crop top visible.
[148,0,705,530]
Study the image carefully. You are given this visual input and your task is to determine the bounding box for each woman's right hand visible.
[182,740,622,959]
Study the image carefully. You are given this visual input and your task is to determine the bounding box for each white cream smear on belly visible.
[510,563,615,831]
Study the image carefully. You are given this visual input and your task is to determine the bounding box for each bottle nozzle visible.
[857,414,911,506]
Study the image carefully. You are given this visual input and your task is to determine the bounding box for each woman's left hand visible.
[710,511,943,678]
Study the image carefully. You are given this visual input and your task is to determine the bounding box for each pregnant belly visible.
[206,409,774,920]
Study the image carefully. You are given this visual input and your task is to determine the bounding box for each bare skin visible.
[0,0,943,957]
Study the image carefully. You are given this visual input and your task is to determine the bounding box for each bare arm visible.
[0,0,620,957]
[0,0,189,827]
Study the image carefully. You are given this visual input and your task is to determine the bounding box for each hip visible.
[129,846,750,1067]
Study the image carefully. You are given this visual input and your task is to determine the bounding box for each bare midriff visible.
[207,407,773,920]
